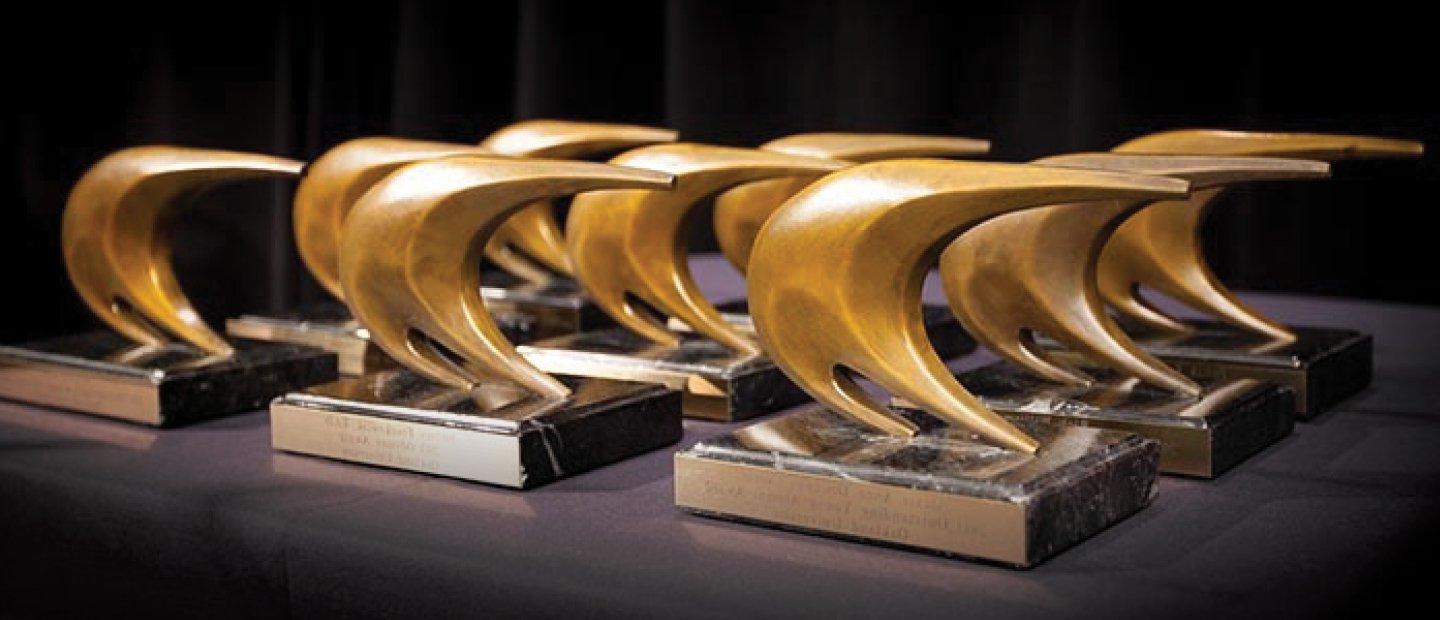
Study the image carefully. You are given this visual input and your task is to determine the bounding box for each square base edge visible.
[0,331,337,427]
[674,409,1159,567]
[953,363,1296,478]
[271,371,683,489]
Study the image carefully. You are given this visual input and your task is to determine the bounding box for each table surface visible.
[4,256,1439,620]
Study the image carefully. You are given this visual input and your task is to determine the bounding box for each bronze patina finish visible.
[64,146,303,356]
[293,122,676,300]
[567,143,845,356]
[746,159,1190,454]
[479,120,679,282]
[339,156,673,398]
[939,154,1329,396]
[1103,129,1424,341]
[713,132,990,273]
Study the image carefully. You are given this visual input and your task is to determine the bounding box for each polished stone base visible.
[271,370,682,489]
[944,362,1295,478]
[227,302,536,376]
[1066,320,1372,419]
[669,299,975,360]
[520,328,809,422]
[0,331,337,427]
[675,407,1159,568]
[479,276,613,341]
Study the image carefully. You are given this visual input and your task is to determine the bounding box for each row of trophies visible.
[0,122,1422,568]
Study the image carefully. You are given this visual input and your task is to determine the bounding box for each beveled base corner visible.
[674,407,1159,568]
[1117,320,1370,420]
[270,369,682,489]
[228,302,540,375]
[519,328,810,422]
[674,300,975,360]
[0,331,337,427]
[951,362,1295,478]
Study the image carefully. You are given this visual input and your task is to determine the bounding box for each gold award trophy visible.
[1091,130,1424,417]
[269,156,683,489]
[690,132,991,359]
[0,147,339,426]
[518,143,848,421]
[676,160,1180,567]
[226,121,678,374]
[932,154,1329,477]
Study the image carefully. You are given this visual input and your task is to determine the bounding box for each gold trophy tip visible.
[763,132,992,160]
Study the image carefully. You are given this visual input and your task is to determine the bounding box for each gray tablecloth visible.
[3,256,1438,619]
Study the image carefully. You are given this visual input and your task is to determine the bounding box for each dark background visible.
[4,0,1436,344]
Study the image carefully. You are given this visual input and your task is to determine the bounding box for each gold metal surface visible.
[480,120,680,282]
[293,122,677,300]
[713,132,991,273]
[339,156,673,398]
[939,154,1329,396]
[1103,129,1424,340]
[746,160,1191,454]
[64,146,303,356]
[567,144,846,356]
[294,138,490,301]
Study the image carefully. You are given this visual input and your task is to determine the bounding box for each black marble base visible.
[1089,319,1372,419]
[227,302,537,375]
[948,362,1295,478]
[705,299,976,359]
[0,331,337,427]
[479,275,613,340]
[675,407,1159,568]
[520,328,810,421]
[271,370,682,489]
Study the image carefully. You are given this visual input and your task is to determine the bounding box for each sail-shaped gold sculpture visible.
[340,156,673,398]
[1102,129,1423,340]
[65,146,304,356]
[567,143,846,356]
[747,159,1190,453]
[713,132,990,273]
[2,146,336,426]
[939,154,1329,396]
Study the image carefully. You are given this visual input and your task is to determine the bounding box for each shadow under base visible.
[675,407,1159,568]
[270,369,682,489]
[0,331,337,427]
[943,362,1295,478]
[520,328,810,422]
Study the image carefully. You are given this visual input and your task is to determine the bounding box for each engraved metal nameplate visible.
[271,369,682,489]
[675,407,1159,568]
[0,331,336,427]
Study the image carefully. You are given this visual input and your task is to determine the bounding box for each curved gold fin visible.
[479,120,680,281]
[1104,130,1423,339]
[941,154,1330,397]
[714,132,992,273]
[293,137,489,301]
[340,156,674,398]
[63,146,303,356]
[1115,129,1424,160]
[748,159,1191,454]
[568,143,846,355]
